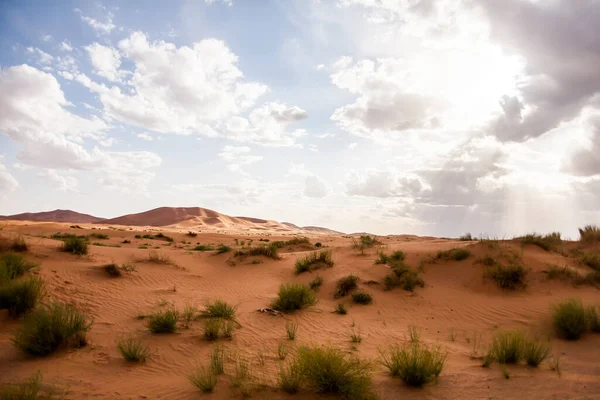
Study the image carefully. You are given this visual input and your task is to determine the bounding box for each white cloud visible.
[42,34,52,42]
[205,0,233,6]
[39,169,79,193]
[84,42,124,82]
[0,159,18,194]
[316,132,336,139]
[26,47,54,65]
[348,142,357,149]
[75,8,116,35]
[136,132,153,141]
[59,41,73,52]
[346,169,426,198]
[218,145,262,172]
[304,175,329,198]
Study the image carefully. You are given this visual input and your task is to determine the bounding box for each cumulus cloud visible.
[0,159,19,194]
[39,169,79,193]
[563,113,600,177]
[75,8,116,35]
[0,64,161,192]
[84,43,125,82]
[59,41,73,52]
[346,169,426,198]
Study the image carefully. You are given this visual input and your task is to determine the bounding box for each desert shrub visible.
[274,237,311,247]
[193,244,214,251]
[0,253,36,281]
[576,270,600,286]
[488,330,525,364]
[436,248,471,261]
[122,239,131,244]
[153,233,174,242]
[278,363,302,394]
[294,345,375,399]
[51,232,86,240]
[200,300,237,322]
[0,276,45,317]
[182,304,197,328]
[89,233,109,240]
[216,244,231,254]
[383,266,424,292]
[59,237,88,255]
[222,320,234,339]
[10,236,28,252]
[315,242,322,248]
[210,346,225,374]
[234,244,279,259]
[380,343,446,387]
[189,366,217,393]
[351,292,372,305]
[487,262,527,290]
[459,233,473,241]
[117,336,150,362]
[519,232,562,251]
[13,301,92,356]
[271,284,316,313]
[0,372,58,399]
[579,225,600,243]
[286,321,298,340]
[144,251,172,264]
[309,275,323,291]
[587,306,600,332]
[134,234,142,239]
[146,309,179,333]
[553,298,587,340]
[580,252,600,271]
[203,318,224,341]
[295,250,334,274]
[522,337,551,367]
[278,342,290,360]
[335,303,348,315]
[546,265,579,281]
[187,231,198,237]
[103,263,121,277]
[334,274,359,298]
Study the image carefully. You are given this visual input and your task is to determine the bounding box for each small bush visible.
[187,231,198,237]
[147,310,179,333]
[10,236,29,252]
[546,265,579,281]
[488,330,524,364]
[210,346,225,374]
[203,318,223,341]
[587,306,600,332]
[0,253,36,281]
[90,233,109,240]
[383,266,424,292]
[522,337,551,367]
[271,284,316,313]
[335,303,348,315]
[153,233,174,242]
[286,321,298,340]
[580,252,600,271]
[0,372,58,399]
[487,262,527,290]
[295,250,334,274]
[436,248,471,261]
[315,242,322,248]
[234,244,279,259]
[193,245,214,251]
[0,276,45,317]
[459,233,473,241]
[278,363,302,394]
[135,234,142,239]
[13,301,92,356]
[334,274,359,298]
[103,263,121,277]
[380,343,446,387]
[519,232,562,251]
[579,225,600,243]
[553,298,587,340]
[144,251,172,264]
[59,237,88,255]
[216,244,231,254]
[189,366,217,393]
[117,336,150,362]
[309,275,323,291]
[273,237,311,248]
[182,304,197,328]
[200,300,237,322]
[122,239,131,244]
[293,345,375,399]
[351,291,372,305]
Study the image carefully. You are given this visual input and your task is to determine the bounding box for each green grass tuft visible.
[189,366,217,393]
[335,303,348,315]
[579,225,600,243]
[309,275,323,291]
[334,274,359,298]
[380,343,447,387]
[216,244,231,254]
[553,298,587,340]
[13,301,92,356]
[286,321,298,340]
[487,262,527,290]
[487,330,524,364]
[192,244,214,251]
[271,284,316,313]
[383,265,424,292]
[0,276,45,317]
[278,363,302,394]
[117,336,151,362]
[0,372,58,399]
[146,309,179,333]
[436,248,471,261]
[89,233,109,240]
[10,236,29,252]
[351,291,372,305]
[234,243,279,259]
[295,250,334,274]
[210,346,225,374]
[0,253,37,281]
[200,300,237,322]
[59,237,88,255]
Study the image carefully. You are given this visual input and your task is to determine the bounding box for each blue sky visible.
[1,0,599,237]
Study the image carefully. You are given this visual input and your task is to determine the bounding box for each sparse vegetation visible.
[295,250,334,274]
[315,242,322,248]
[210,346,225,374]
[278,363,302,394]
[278,341,290,360]
[182,304,197,328]
[103,263,136,277]
[146,309,179,333]
[187,231,197,237]
[519,232,562,251]
[271,283,316,313]
[143,251,173,265]
[0,276,45,317]
[350,329,362,343]
[484,330,551,367]
[334,274,359,298]
[286,321,298,340]
[89,232,109,240]
[380,343,447,387]
[335,303,348,315]
[523,337,552,367]
[200,300,237,322]
[0,253,36,281]
[10,236,28,252]
[351,291,372,305]
[152,233,174,242]
[587,306,600,332]
[117,336,151,362]
[189,366,217,393]
[216,244,231,254]
[436,248,471,261]
[309,275,323,291]
[579,252,600,271]
[546,265,579,281]
[273,236,311,248]
[122,239,131,244]
[553,298,587,340]
[192,244,214,251]
[375,250,405,265]
[203,318,224,341]
[13,301,92,356]
[459,233,473,241]
[578,225,600,243]
[383,264,424,292]
[0,372,59,399]
[487,262,527,290]
[59,236,88,255]
[234,243,279,259]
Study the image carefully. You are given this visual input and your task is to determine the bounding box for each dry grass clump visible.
[216,244,231,254]
[295,250,334,274]
[271,284,316,313]
[459,232,474,241]
[202,318,234,341]
[117,336,151,362]
[234,243,279,259]
[487,261,527,290]
[13,301,92,356]
[282,345,376,399]
[273,237,311,248]
[10,236,29,252]
[0,253,37,281]
[375,250,405,265]
[189,365,217,393]
[309,275,323,291]
[380,343,447,387]
[59,236,88,255]
[335,303,348,315]
[546,265,579,281]
[552,298,587,340]
[579,252,600,271]
[351,291,372,305]
[199,300,238,324]
[484,330,551,367]
[0,276,45,318]
[334,274,359,298]
[146,309,179,333]
[89,232,109,240]
[192,244,214,251]
[383,263,424,292]
[0,372,59,399]
[141,251,173,265]
[436,247,471,261]
[519,232,562,251]
[579,225,600,243]
[103,263,136,277]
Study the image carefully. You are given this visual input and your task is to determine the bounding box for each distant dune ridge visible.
[0,206,342,234]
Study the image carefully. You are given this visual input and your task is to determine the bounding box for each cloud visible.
[59,41,73,52]
[75,8,116,35]
[218,145,262,172]
[136,133,153,141]
[0,159,18,194]
[84,43,125,82]
[562,113,600,177]
[304,175,329,198]
[0,64,161,192]
[41,34,52,42]
[205,0,233,6]
[39,169,79,193]
[26,47,54,66]
[346,169,426,198]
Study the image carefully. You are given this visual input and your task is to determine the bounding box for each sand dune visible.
[0,209,105,223]
[1,222,599,399]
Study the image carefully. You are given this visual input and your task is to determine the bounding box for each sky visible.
[1,0,599,238]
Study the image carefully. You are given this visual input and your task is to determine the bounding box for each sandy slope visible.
[1,222,599,399]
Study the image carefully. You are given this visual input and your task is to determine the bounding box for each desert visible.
[1,207,599,399]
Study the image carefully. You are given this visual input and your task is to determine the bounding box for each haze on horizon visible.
[1,0,599,238]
